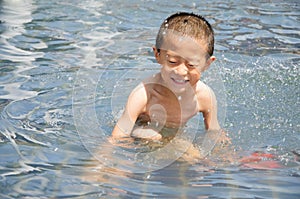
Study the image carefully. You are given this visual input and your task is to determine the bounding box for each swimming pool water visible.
[0,0,299,198]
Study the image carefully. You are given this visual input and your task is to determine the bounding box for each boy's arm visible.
[200,85,231,146]
[111,83,147,139]
[201,86,220,131]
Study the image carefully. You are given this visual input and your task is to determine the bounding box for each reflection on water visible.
[0,0,299,198]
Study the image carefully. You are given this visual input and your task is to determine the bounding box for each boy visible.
[111,12,221,142]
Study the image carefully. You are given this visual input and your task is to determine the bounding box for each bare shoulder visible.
[129,82,147,103]
[127,73,161,110]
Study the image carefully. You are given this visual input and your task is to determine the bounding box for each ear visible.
[203,56,216,71]
[152,46,160,63]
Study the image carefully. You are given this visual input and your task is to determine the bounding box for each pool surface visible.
[0,0,299,198]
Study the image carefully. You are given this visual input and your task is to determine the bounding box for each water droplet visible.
[178,96,182,101]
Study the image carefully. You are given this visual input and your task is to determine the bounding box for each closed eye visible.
[168,60,177,64]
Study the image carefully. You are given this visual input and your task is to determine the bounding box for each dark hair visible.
[156,12,214,57]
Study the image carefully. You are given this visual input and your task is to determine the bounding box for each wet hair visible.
[156,12,214,57]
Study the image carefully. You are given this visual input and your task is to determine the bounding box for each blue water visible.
[0,0,299,198]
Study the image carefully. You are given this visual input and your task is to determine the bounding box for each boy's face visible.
[154,33,215,93]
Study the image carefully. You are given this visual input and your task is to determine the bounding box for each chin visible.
[170,86,187,94]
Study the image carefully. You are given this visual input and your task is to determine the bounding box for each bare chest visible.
[144,93,199,127]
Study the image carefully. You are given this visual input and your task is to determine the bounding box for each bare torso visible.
[137,74,200,129]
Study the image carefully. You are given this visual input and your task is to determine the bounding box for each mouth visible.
[171,78,189,85]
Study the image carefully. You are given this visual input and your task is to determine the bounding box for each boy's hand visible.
[131,128,162,140]
[219,130,231,147]
[108,136,135,148]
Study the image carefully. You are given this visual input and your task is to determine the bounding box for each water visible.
[0,0,299,198]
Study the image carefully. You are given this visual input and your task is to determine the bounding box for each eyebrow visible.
[166,53,180,59]
[165,50,182,58]
[166,52,202,65]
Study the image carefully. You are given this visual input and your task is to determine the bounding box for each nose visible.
[175,63,188,76]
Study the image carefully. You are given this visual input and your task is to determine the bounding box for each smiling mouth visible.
[171,78,189,85]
